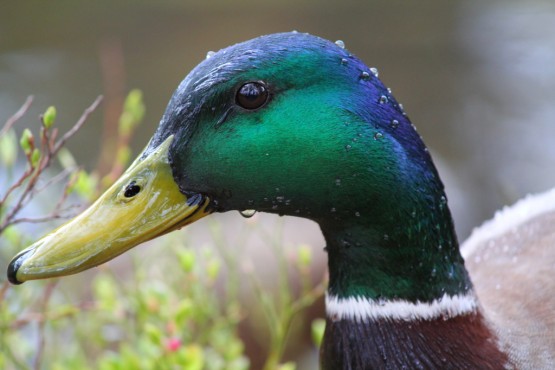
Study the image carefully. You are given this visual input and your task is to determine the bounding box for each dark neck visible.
[317,185,507,368]
[320,190,472,302]
[321,312,509,369]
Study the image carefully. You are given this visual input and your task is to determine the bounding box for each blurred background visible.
[1,0,555,368]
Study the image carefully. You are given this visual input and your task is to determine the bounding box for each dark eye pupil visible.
[236,82,268,110]
[124,181,141,198]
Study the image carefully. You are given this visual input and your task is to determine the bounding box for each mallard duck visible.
[7,32,555,369]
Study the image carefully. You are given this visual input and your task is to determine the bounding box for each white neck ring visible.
[326,292,478,322]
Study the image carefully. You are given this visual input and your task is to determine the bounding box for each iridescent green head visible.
[149,33,433,221]
[8,32,470,303]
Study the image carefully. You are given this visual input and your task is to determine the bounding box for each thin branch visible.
[31,167,74,197]
[0,281,9,303]
[20,167,77,213]
[0,167,34,206]
[0,96,34,136]
[8,209,77,226]
[53,95,103,153]
[0,96,103,234]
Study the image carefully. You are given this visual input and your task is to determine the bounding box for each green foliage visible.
[42,106,57,129]
[0,129,18,167]
[19,128,34,155]
[30,148,41,168]
[118,89,145,136]
[311,318,326,348]
[74,238,251,370]
[71,170,99,202]
[297,244,312,269]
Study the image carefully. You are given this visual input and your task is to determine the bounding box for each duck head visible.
[8,32,470,304]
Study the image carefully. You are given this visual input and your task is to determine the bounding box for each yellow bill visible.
[7,135,210,284]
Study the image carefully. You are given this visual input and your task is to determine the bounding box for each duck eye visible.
[236,81,269,110]
[124,181,141,198]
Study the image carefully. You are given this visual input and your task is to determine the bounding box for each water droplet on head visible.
[431,268,437,278]
[379,95,388,104]
[399,103,407,116]
[373,132,383,140]
[439,195,447,209]
[335,40,345,49]
[390,119,400,129]
[360,71,370,81]
[206,51,215,59]
[340,58,348,66]
[335,178,341,186]
[370,67,379,77]
[355,211,360,217]
[239,209,257,218]
[345,144,352,151]
[330,207,336,213]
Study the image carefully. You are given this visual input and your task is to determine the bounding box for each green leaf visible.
[223,338,244,360]
[311,318,326,348]
[30,148,41,168]
[70,170,98,201]
[182,344,204,370]
[19,128,34,155]
[43,106,57,128]
[1,225,22,245]
[177,249,195,273]
[174,299,194,325]
[119,89,145,136]
[115,147,131,167]
[0,129,18,167]
[57,147,77,169]
[297,244,312,268]
[206,258,221,281]
[93,274,118,311]
[144,323,162,346]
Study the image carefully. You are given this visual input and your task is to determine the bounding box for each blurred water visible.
[453,1,555,231]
